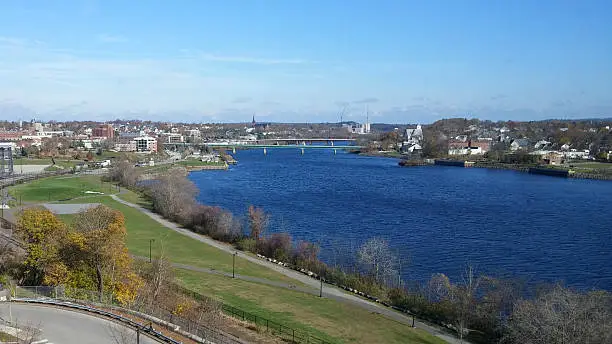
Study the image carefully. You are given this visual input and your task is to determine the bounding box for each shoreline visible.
[396,158,612,181]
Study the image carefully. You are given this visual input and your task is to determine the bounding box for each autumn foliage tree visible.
[16,208,66,285]
[16,206,142,305]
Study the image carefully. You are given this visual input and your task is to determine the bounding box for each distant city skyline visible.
[1,0,611,123]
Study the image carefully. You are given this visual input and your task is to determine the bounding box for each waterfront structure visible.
[448,139,490,155]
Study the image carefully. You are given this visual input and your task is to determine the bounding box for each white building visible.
[134,137,157,153]
[448,147,484,155]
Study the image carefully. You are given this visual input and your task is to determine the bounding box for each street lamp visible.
[149,239,155,263]
[232,252,237,278]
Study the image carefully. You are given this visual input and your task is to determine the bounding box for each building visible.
[134,137,157,153]
[543,152,564,165]
[92,124,114,139]
[405,125,423,144]
[510,139,530,151]
[448,139,490,155]
[186,129,200,138]
[0,143,14,177]
[166,134,184,143]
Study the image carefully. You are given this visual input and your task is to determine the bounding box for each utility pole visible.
[232,252,237,278]
[149,239,155,263]
[319,276,323,298]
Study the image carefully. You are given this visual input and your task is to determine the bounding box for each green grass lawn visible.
[11,175,446,344]
[8,175,117,202]
[116,189,152,209]
[12,158,53,165]
[570,162,612,169]
[175,159,226,167]
[176,269,444,344]
[58,195,297,284]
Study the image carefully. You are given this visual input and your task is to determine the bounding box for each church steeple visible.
[252,114,256,126]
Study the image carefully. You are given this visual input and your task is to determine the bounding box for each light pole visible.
[232,252,237,278]
[149,239,155,263]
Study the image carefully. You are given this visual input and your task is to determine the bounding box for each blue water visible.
[190,149,612,290]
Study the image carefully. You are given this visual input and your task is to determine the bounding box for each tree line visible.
[105,162,612,344]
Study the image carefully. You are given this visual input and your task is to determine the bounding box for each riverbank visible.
[396,158,612,181]
[5,173,451,344]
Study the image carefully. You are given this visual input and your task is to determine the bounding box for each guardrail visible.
[15,286,243,344]
[13,297,182,344]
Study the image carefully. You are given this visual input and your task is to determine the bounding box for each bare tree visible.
[504,285,612,344]
[247,205,268,241]
[450,265,481,342]
[106,322,137,344]
[146,243,174,307]
[15,321,42,344]
[147,171,198,221]
[105,161,140,187]
[357,237,397,286]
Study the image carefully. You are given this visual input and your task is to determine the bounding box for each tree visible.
[504,285,612,344]
[105,160,140,187]
[357,237,397,286]
[70,205,141,302]
[450,265,481,342]
[248,205,268,241]
[16,209,66,285]
[147,171,198,221]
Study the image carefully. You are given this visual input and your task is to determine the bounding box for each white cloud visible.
[97,34,128,43]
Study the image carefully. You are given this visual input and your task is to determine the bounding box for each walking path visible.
[111,194,463,344]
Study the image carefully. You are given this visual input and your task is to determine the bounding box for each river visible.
[190,149,612,290]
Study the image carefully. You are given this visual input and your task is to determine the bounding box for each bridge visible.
[162,138,360,149]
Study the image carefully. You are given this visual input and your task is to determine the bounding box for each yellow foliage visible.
[17,208,66,282]
[43,262,69,285]
[114,272,144,306]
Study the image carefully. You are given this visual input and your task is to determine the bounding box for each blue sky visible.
[0,0,611,123]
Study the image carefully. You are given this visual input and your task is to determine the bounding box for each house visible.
[543,152,564,165]
[534,140,552,150]
[405,125,423,144]
[510,139,530,151]
[448,139,489,155]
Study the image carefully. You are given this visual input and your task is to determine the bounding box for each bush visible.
[257,233,292,261]
[235,238,257,252]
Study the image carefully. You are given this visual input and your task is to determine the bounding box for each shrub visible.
[235,238,257,253]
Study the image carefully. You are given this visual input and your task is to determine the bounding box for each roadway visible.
[0,303,159,344]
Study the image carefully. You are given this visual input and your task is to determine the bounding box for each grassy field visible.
[570,162,612,169]
[9,174,444,344]
[8,175,117,202]
[57,195,297,284]
[177,269,445,344]
[12,158,53,165]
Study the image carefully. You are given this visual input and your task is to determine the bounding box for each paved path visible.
[112,194,462,344]
[0,303,158,344]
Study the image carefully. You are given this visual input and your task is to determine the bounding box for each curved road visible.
[0,303,159,344]
[111,194,462,344]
